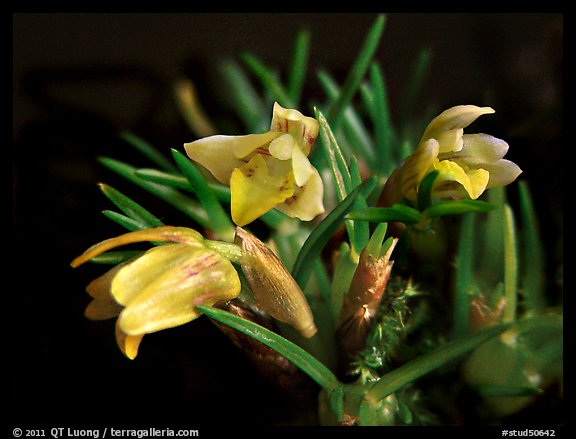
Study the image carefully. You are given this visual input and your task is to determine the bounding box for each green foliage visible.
[77,13,561,426]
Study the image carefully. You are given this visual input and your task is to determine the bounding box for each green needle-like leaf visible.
[416,170,439,211]
[503,205,518,323]
[198,305,340,391]
[89,250,144,265]
[399,48,432,130]
[316,108,352,200]
[348,204,422,224]
[98,157,210,227]
[242,52,294,108]
[287,29,310,105]
[99,183,164,228]
[102,210,152,232]
[219,60,267,131]
[363,323,510,406]
[172,149,235,241]
[119,131,177,172]
[136,168,232,203]
[518,181,545,312]
[424,199,497,219]
[292,177,377,289]
[367,62,394,174]
[327,14,386,129]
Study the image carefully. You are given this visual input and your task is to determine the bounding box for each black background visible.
[11,13,563,428]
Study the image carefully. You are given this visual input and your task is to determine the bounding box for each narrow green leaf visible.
[503,205,518,323]
[424,199,497,219]
[99,183,164,228]
[119,131,177,172]
[348,204,422,224]
[292,177,377,289]
[349,156,370,253]
[102,210,151,232]
[241,52,293,108]
[287,29,310,105]
[136,168,232,203]
[98,157,210,227]
[172,149,235,241]
[416,170,439,211]
[219,60,267,131]
[330,242,358,324]
[327,14,386,129]
[399,48,432,128]
[453,213,475,337]
[518,181,545,312]
[316,108,352,200]
[368,62,395,174]
[366,222,388,258]
[317,70,374,161]
[89,250,144,264]
[364,323,510,404]
[198,305,340,391]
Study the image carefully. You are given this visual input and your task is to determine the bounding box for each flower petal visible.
[117,244,241,335]
[447,134,510,165]
[70,226,204,268]
[115,319,143,360]
[268,133,295,160]
[111,243,196,306]
[433,160,490,200]
[275,168,325,221]
[400,138,440,201]
[420,105,495,145]
[85,298,123,321]
[230,154,294,226]
[484,159,523,188]
[184,132,280,184]
[270,102,319,155]
[291,142,316,186]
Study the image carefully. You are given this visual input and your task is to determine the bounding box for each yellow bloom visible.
[184,102,325,226]
[398,105,522,202]
[71,227,241,359]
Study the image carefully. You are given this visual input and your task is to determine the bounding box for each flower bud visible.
[338,239,398,354]
[235,227,317,338]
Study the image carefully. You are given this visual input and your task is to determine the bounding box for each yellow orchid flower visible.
[398,105,522,202]
[184,102,325,226]
[71,226,241,359]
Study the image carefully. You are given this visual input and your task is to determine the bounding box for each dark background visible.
[12,13,563,427]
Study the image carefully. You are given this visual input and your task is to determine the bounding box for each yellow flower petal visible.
[184,132,281,184]
[276,169,325,221]
[70,226,204,268]
[420,105,495,147]
[433,160,490,200]
[270,102,319,154]
[85,298,123,321]
[291,142,316,186]
[268,133,295,160]
[115,320,143,360]
[400,139,440,201]
[116,244,241,335]
[230,154,294,226]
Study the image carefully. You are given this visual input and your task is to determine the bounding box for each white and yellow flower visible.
[396,105,522,203]
[184,102,325,226]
